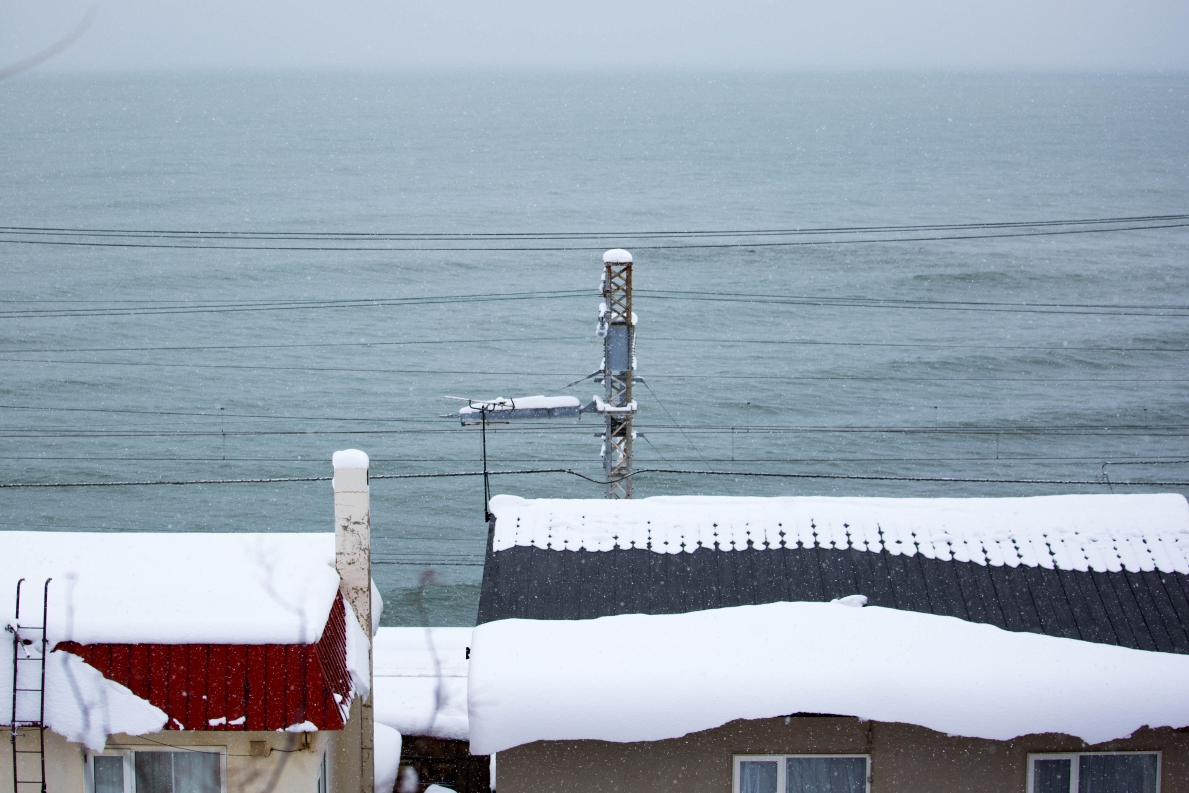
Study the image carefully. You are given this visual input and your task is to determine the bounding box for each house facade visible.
[469,493,1189,793]
[2,450,393,793]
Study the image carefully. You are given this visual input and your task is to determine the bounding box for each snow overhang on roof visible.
[1,532,341,645]
[467,600,1189,755]
[488,493,1189,574]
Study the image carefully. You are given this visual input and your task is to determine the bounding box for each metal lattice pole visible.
[599,250,636,499]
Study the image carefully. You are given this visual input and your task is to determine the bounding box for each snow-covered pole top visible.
[603,249,632,264]
[333,448,370,492]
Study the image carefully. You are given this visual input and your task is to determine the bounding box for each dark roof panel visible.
[476,529,1189,655]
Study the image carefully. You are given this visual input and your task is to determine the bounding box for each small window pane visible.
[786,757,866,793]
[171,752,220,793]
[134,752,220,793]
[740,761,779,793]
[135,752,173,793]
[1079,754,1158,793]
[93,756,125,793]
[1033,759,1073,793]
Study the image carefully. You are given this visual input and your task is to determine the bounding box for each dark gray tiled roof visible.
[477,535,1189,654]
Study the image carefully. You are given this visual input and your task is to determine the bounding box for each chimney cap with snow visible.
[332,449,369,469]
[332,449,369,492]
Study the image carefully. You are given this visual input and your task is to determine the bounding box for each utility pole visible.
[451,248,638,503]
[597,249,637,499]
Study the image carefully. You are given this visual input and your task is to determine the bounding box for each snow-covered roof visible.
[1,531,342,645]
[467,600,1189,755]
[603,248,632,263]
[374,627,471,741]
[488,493,1189,574]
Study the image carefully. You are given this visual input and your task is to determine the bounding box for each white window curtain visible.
[740,760,779,793]
[133,751,220,793]
[1032,754,1158,793]
[785,757,866,793]
[1078,755,1158,793]
[92,755,125,793]
[1034,759,1074,793]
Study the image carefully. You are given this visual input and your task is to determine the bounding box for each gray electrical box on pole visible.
[596,249,637,499]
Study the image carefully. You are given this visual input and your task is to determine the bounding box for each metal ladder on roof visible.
[7,578,50,793]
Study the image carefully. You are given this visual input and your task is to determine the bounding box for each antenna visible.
[596,249,637,499]
[449,248,640,507]
[451,395,583,519]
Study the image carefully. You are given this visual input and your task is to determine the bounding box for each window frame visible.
[1027,751,1162,793]
[85,745,228,793]
[733,754,872,793]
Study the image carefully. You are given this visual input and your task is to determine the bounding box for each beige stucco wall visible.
[0,727,338,793]
[0,728,87,792]
[496,717,1189,793]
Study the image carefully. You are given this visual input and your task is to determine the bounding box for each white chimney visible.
[333,449,373,793]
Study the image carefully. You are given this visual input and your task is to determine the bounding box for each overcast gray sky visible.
[4,0,1188,72]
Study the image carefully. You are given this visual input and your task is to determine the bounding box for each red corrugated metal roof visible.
[55,593,353,732]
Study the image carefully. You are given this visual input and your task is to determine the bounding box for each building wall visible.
[0,728,335,793]
[0,728,87,793]
[496,717,1189,793]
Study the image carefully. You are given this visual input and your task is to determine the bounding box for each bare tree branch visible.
[0,6,96,82]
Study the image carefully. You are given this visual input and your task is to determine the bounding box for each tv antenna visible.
[449,249,640,512]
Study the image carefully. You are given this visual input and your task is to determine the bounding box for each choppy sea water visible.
[1,72,1187,625]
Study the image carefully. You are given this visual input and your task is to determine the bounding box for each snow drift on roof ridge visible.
[467,600,1189,754]
[487,493,1189,574]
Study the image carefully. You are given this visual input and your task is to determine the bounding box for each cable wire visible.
[2,467,1185,489]
[0,219,1186,253]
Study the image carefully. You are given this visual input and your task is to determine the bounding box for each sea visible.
[2,72,1187,625]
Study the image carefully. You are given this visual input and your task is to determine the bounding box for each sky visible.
[2,0,1188,73]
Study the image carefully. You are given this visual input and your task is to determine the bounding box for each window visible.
[317,752,328,793]
[735,755,869,793]
[1029,753,1160,793]
[88,748,224,793]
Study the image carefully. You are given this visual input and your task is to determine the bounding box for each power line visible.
[3,455,1189,465]
[0,404,443,423]
[1,466,1185,489]
[646,289,1189,313]
[0,337,589,355]
[2,336,1189,355]
[619,468,1189,487]
[0,468,602,488]
[7,213,1188,238]
[1,213,1186,246]
[638,379,707,465]
[0,219,1186,253]
[3,424,1189,439]
[0,290,590,319]
[637,290,1189,317]
[3,357,1188,383]
[3,290,1188,319]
